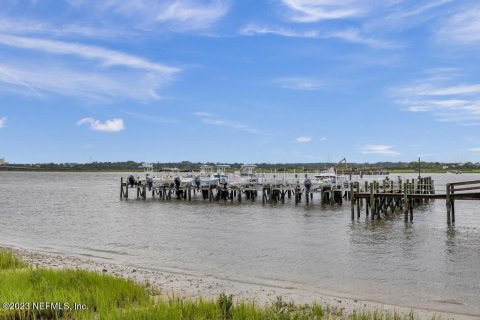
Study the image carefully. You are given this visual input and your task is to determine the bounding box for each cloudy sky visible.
[1,0,480,163]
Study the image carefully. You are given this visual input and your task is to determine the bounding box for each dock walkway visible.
[120,176,480,224]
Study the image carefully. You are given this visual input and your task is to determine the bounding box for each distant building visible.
[0,158,4,166]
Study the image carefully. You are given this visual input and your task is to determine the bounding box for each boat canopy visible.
[241,164,257,175]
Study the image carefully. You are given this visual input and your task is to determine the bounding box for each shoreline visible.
[1,168,480,174]
[3,245,478,319]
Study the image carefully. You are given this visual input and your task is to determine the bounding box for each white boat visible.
[154,167,179,187]
[197,164,229,187]
[230,164,258,187]
[198,165,218,187]
[213,165,229,185]
[178,174,195,188]
[309,167,348,190]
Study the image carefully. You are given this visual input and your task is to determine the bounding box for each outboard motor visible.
[128,175,136,187]
[146,174,153,191]
[194,176,201,188]
[304,178,312,192]
[174,177,181,190]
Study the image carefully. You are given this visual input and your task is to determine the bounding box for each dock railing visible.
[446,180,480,223]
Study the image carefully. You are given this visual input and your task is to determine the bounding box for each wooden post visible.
[446,183,451,223]
[357,197,361,219]
[409,199,413,222]
[404,182,408,222]
[350,183,355,220]
[451,185,455,223]
[370,182,375,220]
[143,185,147,200]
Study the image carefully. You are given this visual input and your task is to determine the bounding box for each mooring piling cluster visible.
[120,175,480,224]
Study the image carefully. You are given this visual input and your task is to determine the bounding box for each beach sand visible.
[3,246,478,320]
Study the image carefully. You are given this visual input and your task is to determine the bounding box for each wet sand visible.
[3,245,478,320]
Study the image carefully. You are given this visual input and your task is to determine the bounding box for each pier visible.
[120,174,346,206]
[120,176,480,224]
[350,178,480,223]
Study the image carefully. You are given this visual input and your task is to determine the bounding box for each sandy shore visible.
[3,246,478,320]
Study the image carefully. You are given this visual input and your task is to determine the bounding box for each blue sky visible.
[1,0,480,163]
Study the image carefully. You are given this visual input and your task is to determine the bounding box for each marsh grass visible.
[0,249,439,320]
[0,249,27,270]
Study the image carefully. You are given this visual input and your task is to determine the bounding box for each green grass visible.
[0,249,438,320]
[0,249,150,319]
[0,249,27,270]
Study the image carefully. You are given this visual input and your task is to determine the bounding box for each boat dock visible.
[120,174,347,206]
[350,178,480,223]
[120,175,480,224]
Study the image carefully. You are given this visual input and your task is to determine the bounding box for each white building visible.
[0,158,4,166]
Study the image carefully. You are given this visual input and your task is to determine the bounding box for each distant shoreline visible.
[1,167,480,174]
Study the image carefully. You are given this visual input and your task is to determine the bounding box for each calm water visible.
[1,172,479,316]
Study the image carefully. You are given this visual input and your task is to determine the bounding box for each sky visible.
[1,0,480,164]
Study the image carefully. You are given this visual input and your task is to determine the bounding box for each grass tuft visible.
[0,249,27,270]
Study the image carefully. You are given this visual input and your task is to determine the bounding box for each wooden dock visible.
[120,176,480,224]
[350,178,480,223]
[120,176,347,206]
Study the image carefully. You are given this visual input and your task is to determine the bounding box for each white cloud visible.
[364,0,453,32]
[468,147,480,152]
[391,69,480,125]
[0,0,229,39]
[396,84,480,97]
[273,77,323,90]
[296,136,312,143]
[0,62,167,102]
[90,0,228,32]
[0,35,179,74]
[156,0,229,31]
[77,117,125,132]
[280,0,366,22]
[361,145,400,156]
[327,28,399,49]
[319,136,327,141]
[240,24,396,49]
[0,17,123,39]
[240,24,319,38]
[436,6,480,44]
[0,116,6,128]
[193,112,265,135]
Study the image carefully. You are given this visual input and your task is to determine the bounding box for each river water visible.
[0,172,479,316]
